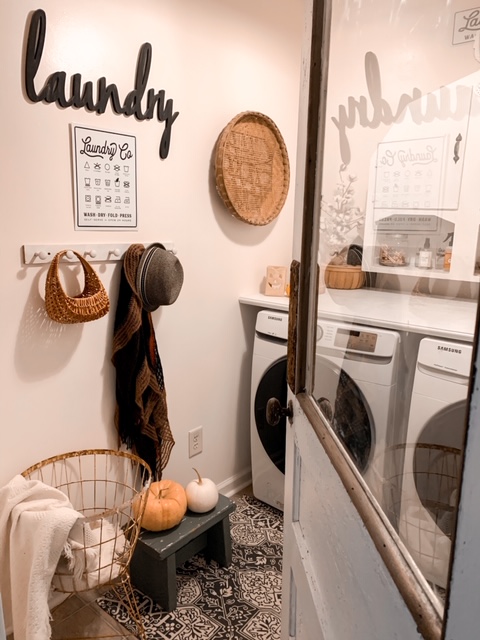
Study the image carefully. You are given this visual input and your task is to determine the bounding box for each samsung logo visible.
[267,315,283,321]
[438,346,462,354]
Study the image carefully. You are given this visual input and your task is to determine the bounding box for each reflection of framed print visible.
[265,266,287,296]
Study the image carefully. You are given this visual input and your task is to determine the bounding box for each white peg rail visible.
[23,242,176,265]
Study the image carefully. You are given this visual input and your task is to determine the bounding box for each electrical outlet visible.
[188,426,203,458]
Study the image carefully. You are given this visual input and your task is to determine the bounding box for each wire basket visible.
[383,443,462,593]
[22,449,152,639]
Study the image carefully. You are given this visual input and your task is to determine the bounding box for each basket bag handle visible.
[45,250,110,324]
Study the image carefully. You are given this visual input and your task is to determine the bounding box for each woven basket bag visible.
[45,250,110,324]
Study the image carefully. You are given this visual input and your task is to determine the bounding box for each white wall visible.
[0,1,303,488]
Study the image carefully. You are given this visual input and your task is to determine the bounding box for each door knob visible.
[266,398,293,426]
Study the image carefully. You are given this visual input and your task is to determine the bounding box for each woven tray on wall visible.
[214,111,290,226]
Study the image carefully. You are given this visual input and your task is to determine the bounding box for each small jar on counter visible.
[379,234,410,267]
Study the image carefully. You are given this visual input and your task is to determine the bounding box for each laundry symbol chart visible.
[73,124,137,229]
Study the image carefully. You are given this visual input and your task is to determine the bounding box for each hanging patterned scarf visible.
[111,244,174,479]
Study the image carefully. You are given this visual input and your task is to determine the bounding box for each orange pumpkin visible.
[135,479,187,531]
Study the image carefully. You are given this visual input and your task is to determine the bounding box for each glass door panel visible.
[314,0,479,614]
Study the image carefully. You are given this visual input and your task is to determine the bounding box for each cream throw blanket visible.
[53,517,126,592]
[0,475,81,640]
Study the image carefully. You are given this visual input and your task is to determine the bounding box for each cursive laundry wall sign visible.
[24,9,179,160]
[331,51,475,166]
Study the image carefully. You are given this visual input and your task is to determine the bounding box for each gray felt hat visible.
[136,243,184,311]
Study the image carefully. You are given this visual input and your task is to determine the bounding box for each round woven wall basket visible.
[214,111,290,226]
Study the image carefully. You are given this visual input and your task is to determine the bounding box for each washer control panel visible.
[317,321,399,358]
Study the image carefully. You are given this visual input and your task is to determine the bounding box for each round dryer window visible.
[314,358,373,474]
[254,357,287,474]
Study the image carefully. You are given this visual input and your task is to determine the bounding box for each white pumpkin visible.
[185,468,219,513]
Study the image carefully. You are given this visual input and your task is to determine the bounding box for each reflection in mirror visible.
[313,0,479,618]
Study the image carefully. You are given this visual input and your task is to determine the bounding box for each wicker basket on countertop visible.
[324,264,365,290]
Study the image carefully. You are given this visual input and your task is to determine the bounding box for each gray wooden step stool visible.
[130,494,236,611]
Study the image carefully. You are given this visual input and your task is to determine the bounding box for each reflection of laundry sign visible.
[84,162,90,169]
[124,197,130,204]
[105,196,112,203]
[105,179,111,186]
[94,162,101,170]
[85,195,91,202]
[95,179,101,186]
[84,177,91,187]
[124,166,129,173]
[114,165,120,171]
[105,164,110,171]
[123,181,130,188]
[95,196,101,205]
[115,178,120,187]
[115,196,121,203]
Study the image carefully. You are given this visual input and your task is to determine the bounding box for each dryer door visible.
[254,356,287,474]
[414,399,466,538]
[314,357,374,475]
[400,399,466,589]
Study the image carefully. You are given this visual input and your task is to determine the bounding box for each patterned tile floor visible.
[7,486,254,639]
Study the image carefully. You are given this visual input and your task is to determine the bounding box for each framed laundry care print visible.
[71,124,138,230]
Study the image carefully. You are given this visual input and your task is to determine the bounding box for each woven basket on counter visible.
[214,111,290,226]
[324,264,365,290]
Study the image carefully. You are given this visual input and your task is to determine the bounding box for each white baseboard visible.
[217,467,252,498]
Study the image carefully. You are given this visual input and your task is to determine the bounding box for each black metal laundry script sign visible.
[24,9,179,159]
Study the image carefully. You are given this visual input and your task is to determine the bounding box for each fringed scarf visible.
[111,244,174,479]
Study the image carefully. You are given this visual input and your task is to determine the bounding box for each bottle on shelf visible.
[443,232,454,272]
[415,237,433,269]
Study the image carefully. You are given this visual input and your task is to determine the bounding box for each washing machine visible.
[313,320,402,514]
[251,310,403,513]
[399,337,472,590]
[250,310,289,511]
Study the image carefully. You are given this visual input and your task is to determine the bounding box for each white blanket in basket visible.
[54,517,127,591]
[0,474,82,640]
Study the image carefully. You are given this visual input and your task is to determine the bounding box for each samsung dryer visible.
[399,337,472,590]
[250,310,289,511]
[313,320,402,515]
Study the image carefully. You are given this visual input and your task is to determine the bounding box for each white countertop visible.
[239,289,478,343]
